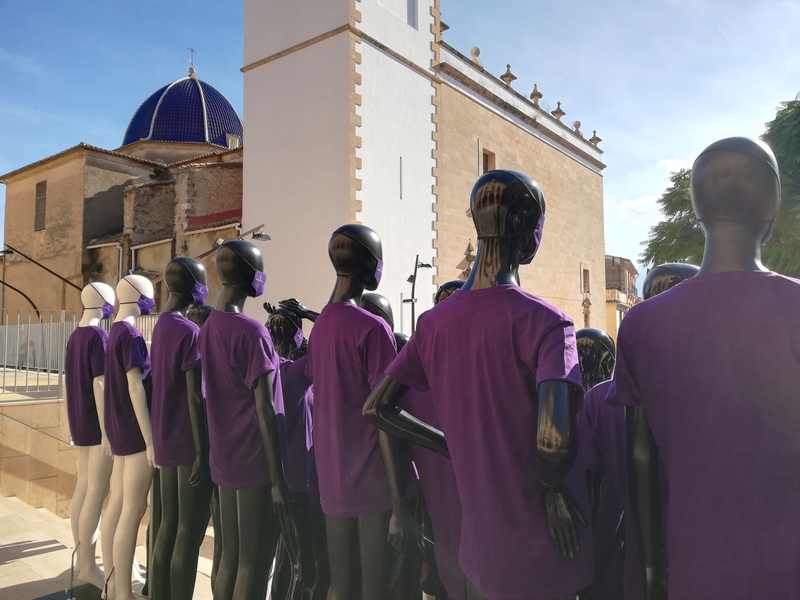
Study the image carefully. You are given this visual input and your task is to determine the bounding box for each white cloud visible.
[0,47,45,78]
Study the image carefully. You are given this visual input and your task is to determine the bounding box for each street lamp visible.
[403,254,432,334]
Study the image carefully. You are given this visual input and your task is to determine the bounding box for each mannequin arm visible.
[186,366,209,486]
[126,368,154,466]
[254,374,300,563]
[627,406,667,600]
[92,375,111,455]
[62,379,72,445]
[364,376,449,457]
[536,380,585,559]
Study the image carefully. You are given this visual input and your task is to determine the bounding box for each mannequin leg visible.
[70,448,90,553]
[76,445,113,588]
[101,456,124,596]
[112,452,153,600]
[170,464,212,600]
[150,466,178,600]
[232,486,277,600]
[215,487,240,600]
[358,511,390,600]
[310,506,329,600]
[325,516,358,600]
[210,487,222,594]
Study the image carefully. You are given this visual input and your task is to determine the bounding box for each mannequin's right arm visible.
[92,375,111,455]
[62,380,72,445]
[126,368,154,466]
[186,366,209,486]
[628,406,667,600]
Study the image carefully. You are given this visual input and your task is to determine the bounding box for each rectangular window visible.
[34,181,47,231]
[407,0,418,28]
[582,268,591,294]
[482,149,496,174]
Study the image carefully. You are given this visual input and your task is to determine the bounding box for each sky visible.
[1,0,799,279]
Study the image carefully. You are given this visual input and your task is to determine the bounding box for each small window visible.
[34,181,47,231]
[407,0,418,28]
[582,268,591,294]
[482,149,496,174]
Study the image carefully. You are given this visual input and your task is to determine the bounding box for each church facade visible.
[242,0,607,331]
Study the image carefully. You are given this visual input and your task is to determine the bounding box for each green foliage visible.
[641,98,800,277]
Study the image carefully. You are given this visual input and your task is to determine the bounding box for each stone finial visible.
[590,130,602,145]
[440,20,450,33]
[470,47,481,64]
[551,101,565,121]
[530,83,543,107]
[573,120,583,137]
[500,64,517,86]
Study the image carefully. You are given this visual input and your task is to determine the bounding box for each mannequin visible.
[101,274,155,600]
[358,292,395,330]
[64,282,115,595]
[610,137,800,600]
[197,240,298,600]
[149,257,209,600]
[305,224,398,600]
[266,302,329,600]
[365,170,589,600]
[572,328,620,600]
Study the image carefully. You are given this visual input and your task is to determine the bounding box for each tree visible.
[641,98,800,277]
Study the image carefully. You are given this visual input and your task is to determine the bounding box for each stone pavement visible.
[0,495,214,600]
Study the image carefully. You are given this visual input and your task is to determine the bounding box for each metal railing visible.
[0,311,158,398]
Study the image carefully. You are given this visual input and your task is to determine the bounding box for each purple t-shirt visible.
[150,312,201,467]
[279,356,313,494]
[609,271,800,599]
[573,380,629,600]
[104,321,150,456]
[402,389,464,600]
[65,326,108,446]
[198,310,282,489]
[305,302,397,517]
[385,285,590,600]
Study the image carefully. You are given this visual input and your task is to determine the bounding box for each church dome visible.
[122,70,243,148]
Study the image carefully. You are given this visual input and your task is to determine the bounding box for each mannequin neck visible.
[699,221,768,275]
[164,292,192,315]
[79,308,103,327]
[463,238,520,290]
[114,303,140,324]
[217,285,249,313]
[329,274,365,304]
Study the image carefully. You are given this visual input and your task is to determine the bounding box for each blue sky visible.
[2,0,799,278]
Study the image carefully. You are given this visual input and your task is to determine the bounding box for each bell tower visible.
[242,0,439,330]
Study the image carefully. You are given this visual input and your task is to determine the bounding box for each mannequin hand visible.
[145,445,155,468]
[543,485,587,560]
[388,500,412,553]
[272,481,302,581]
[188,455,210,487]
[101,438,112,457]
[644,566,667,600]
[279,298,319,322]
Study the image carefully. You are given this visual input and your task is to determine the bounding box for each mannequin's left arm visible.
[186,366,209,484]
[126,367,154,464]
[365,376,449,457]
[253,375,286,494]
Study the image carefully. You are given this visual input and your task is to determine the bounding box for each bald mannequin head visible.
[691,137,781,242]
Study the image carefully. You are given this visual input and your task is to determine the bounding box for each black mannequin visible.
[316,224,395,600]
[200,240,299,600]
[150,257,209,600]
[628,136,777,600]
[365,172,585,571]
[265,302,329,600]
[358,292,394,330]
[576,328,615,392]
[641,263,700,299]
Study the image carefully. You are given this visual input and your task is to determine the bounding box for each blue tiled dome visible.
[122,72,243,148]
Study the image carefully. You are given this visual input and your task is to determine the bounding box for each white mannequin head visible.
[80,282,116,326]
[115,275,155,323]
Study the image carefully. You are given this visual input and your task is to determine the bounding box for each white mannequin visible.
[65,282,115,591]
[101,274,155,600]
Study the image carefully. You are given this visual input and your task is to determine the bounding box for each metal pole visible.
[1,310,6,392]
[410,255,419,335]
[24,313,31,392]
[4,243,81,291]
[14,313,19,392]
